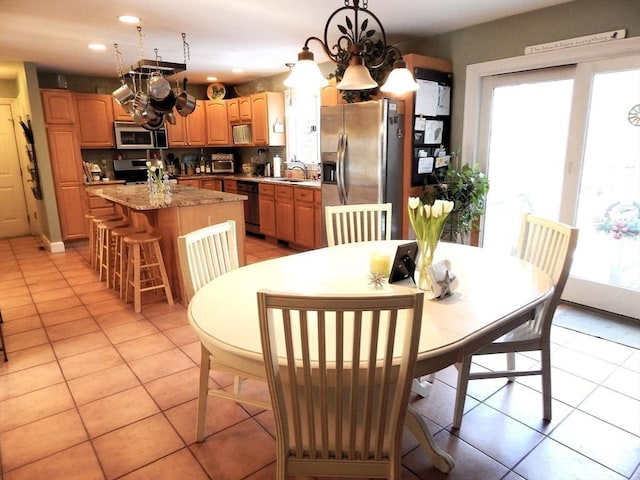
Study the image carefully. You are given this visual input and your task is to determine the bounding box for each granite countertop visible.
[92,184,247,211]
[84,180,126,186]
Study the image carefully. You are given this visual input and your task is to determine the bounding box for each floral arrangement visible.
[595,202,640,239]
[146,161,172,206]
[407,197,454,291]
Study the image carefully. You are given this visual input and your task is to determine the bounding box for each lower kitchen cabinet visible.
[293,187,315,249]
[259,184,276,237]
[314,189,322,248]
[177,178,201,188]
[201,178,223,191]
[275,185,294,242]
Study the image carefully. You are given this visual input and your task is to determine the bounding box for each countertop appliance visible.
[114,121,168,150]
[113,158,176,184]
[211,153,235,173]
[320,99,404,242]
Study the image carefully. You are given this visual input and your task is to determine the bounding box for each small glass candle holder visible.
[369,251,391,278]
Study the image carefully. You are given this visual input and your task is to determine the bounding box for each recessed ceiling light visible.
[88,43,106,51]
[232,68,244,74]
[206,76,218,82]
[118,15,140,24]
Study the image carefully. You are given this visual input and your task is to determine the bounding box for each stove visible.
[113,158,176,184]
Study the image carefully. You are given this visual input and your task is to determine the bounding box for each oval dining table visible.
[188,240,554,473]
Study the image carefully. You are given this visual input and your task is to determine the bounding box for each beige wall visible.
[404,0,640,149]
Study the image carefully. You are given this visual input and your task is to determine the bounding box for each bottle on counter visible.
[199,149,206,175]
[273,155,282,178]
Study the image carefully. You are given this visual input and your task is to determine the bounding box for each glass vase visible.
[416,239,437,292]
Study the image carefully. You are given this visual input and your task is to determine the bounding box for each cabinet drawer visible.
[275,185,293,199]
[294,187,314,202]
[224,179,238,192]
[88,195,113,209]
[259,183,274,196]
[314,189,322,204]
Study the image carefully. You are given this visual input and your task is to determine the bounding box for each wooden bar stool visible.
[97,219,129,287]
[111,225,145,298]
[91,214,123,271]
[0,308,8,362]
[124,232,174,313]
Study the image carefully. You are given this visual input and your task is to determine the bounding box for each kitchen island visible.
[92,184,247,303]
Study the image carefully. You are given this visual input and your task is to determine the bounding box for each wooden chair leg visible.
[0,309,8,362]
[541,344,553,421]
[196,343,211,442]
[151,241,174,306]
[506,351,516,382]
[452,356,473,429]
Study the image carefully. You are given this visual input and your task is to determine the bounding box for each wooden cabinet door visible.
[41,89,75,124]
[239,97,252,121]
[314,189,323,248]
[201,178,223,191]
[259,184,276,237]
[223,179,238,193]
[227,98,240,122]
[46,124,87,239]
[185,100,207,146]
[74,93,115,148]
[275,185,294,242]
[166,114,187,146]
[251,93,268,145]
[294,196,315,249]
[112,97,133,121]
[205,100,230,145]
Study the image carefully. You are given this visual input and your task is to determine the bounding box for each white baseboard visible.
[40,234,66,253]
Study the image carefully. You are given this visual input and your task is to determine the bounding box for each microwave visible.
[114,121,168,150]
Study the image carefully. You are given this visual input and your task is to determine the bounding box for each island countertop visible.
[91,184,247,211]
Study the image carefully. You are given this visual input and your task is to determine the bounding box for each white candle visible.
[369,251,391,277]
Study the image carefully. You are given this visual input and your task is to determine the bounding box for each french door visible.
[477,55,640,319]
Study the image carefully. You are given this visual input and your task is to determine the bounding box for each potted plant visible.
[421,155,490,244]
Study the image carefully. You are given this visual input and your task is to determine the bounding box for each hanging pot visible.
[150,89,176,112]
[164,111,176,125]
[148,72,172,100]
[142,108,165,130]
[175,78,196,116]
[112,83,135,113]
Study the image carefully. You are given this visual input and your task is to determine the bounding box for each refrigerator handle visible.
[337,131,346,204]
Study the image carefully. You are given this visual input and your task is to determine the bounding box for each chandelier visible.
[112,28,195,130]
[284,0,418,94]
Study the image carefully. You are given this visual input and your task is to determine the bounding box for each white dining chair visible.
[325,203,392,246]
[257,289,424,480]
[177,220,270,442]
[452,213,579,429]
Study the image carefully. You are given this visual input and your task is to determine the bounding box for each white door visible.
[479,57,640,319]
[0,102,31,238]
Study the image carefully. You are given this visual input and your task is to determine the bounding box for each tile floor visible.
[0,234,639,480]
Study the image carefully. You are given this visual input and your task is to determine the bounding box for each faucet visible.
[286,159,308,179]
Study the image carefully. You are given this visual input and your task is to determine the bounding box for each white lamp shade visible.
[284,59,328,89]
[380,66,419,94]
[336,62,378,90]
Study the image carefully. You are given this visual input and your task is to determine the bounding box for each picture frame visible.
[388,242,419,284]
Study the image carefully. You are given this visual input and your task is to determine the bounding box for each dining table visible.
[187,240,554,472]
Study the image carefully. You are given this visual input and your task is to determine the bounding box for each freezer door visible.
[321,105,344,208]
[342,100,385,205]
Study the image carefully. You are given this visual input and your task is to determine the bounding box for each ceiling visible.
[0,0,573,85]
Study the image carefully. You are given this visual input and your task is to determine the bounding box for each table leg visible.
[406,404,455,473]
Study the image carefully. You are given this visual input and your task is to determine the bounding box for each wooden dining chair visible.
[325,203,392,246]
[452,213,579,429]
[257,289,424,479]
[177,220,270,442]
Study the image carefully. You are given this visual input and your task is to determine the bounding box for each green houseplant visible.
[422,158,490,244]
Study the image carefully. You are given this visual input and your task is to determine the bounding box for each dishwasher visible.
[236,181,260,234]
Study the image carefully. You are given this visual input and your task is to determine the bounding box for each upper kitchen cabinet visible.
[251,92,285,146]
[167,100,207,147]
[41,89,76,124]
[112,97,133,121]
[74,93,115,148]
[227,96,251,123]
[205,100,230,145]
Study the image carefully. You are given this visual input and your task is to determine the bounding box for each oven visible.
[237,181,260,234]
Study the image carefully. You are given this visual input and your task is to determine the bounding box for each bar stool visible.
[90,214,123,271]
[124,232,174,313]
[97,219,129,287]
[111,225,145,298]
[0,308,8,362]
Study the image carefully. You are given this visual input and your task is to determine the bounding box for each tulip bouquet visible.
[147,161,172,206]
[407,197,454,291]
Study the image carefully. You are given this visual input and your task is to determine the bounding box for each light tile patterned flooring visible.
[0,234,639,480]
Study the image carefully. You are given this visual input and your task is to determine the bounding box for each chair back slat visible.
[258,291,423,479]
[325,203,392,246]
[177,221,239,301]
[516,214,579,335]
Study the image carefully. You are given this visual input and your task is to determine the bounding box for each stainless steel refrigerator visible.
[321,99,404,242]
